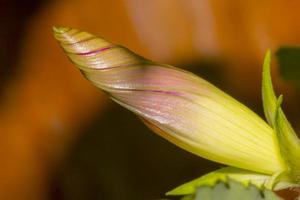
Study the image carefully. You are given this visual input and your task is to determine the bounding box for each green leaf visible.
[276,47,300,88]
[274,97,300,182]
[262,50,277,127]
[193,179,282,200]
[180,195,194,200]
[166,167,295,196]
[262,50,300,183]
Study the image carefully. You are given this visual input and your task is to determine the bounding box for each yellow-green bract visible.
[53,26,300,193]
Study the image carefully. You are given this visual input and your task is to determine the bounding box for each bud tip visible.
[52,26,70,34]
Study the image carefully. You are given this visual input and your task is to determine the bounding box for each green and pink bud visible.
[54,27,300,191]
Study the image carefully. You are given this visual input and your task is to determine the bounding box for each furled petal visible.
[53,27,285,175]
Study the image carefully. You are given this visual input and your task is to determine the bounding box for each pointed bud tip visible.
[52,26,70,34]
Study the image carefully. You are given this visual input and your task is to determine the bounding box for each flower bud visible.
[53,27,285,175]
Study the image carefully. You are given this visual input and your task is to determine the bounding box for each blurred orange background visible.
[1,0,300,199]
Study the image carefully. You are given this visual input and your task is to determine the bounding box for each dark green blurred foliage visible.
[52,102,219,200]
[276,47,300,89]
